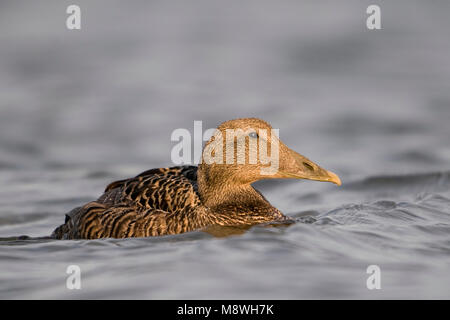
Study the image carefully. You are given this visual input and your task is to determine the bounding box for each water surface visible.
[0,0,449,299]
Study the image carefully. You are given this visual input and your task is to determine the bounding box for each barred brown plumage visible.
[51,118,341,239]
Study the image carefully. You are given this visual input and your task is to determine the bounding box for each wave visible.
[343,170,450,194]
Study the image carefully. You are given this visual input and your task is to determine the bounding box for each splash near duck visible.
[51,118,341,239]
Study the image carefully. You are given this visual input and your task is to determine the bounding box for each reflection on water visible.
[0,0,450,299]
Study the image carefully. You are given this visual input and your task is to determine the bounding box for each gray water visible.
[1,0,450,299]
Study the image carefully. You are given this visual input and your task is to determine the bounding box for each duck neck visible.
[197,165,269,209]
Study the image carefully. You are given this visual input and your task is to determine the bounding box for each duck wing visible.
[51,166,202,239]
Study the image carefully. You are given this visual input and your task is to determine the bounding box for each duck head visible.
[198,118,341,189]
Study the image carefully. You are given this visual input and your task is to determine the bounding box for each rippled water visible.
[1,1,450,299]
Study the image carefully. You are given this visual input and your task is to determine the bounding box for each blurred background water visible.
[0,0,449,299]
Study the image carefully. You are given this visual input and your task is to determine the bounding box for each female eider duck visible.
[52,118,341,239]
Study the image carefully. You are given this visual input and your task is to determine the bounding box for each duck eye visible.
[248,131,258,138]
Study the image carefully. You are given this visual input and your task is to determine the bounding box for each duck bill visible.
[277,146,342,186]
[279,169,342,186]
